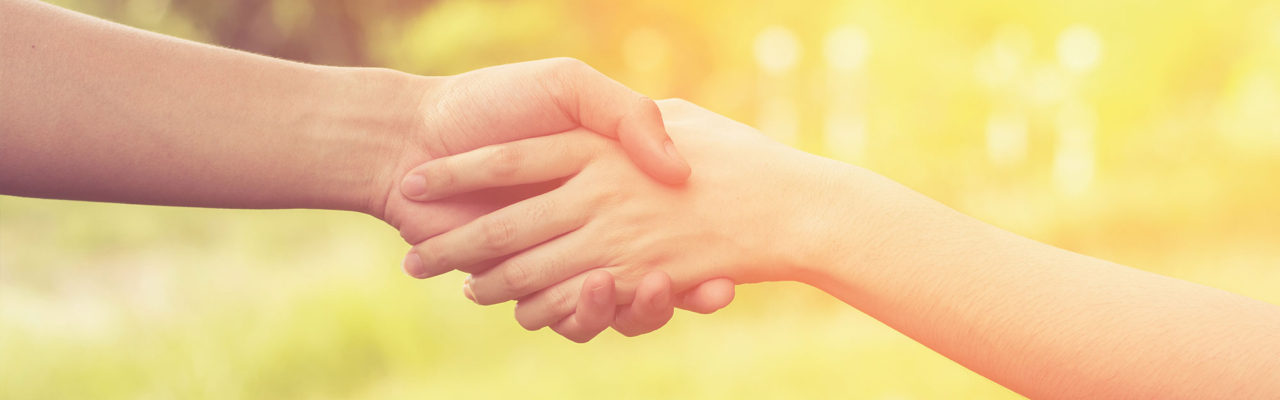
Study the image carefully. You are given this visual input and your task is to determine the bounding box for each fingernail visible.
[401,174,428,199]
[463,276,477,303]
[402,253,425,278]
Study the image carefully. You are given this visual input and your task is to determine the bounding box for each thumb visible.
[543,58,690,185]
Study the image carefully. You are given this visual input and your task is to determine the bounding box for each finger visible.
[400,133,596,201]
[511,268,675,332]
[612,271,675,337]
[404,242,516,279]
[402,250,428,279]
[513,272,590,331]
[674,278,736,314]
[466,228,603,305]
[408,189,586,279]
[548,270,616,343]
[455,255,506,275]
[539,58,690,185]
[404,247,509,280]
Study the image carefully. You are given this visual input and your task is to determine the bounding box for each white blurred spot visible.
[975,25,1033,88]
[1057,25,1103,73]
[755,26,802,74]
[622,27,670,73]
[1053,101,1097,195]
[985,111,1028,165]
[1219,72,1280,151]
[825,112,867,162]
[824,25,870,71]
[1,280,122,341]
[1272,18,1280,46]
[1028,66,1068,105]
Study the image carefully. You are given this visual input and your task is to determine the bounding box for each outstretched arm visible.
[0,0,415,211]
[418,99,1280,396]
[0,0,686,211]
[0,0,722,342]
[804,160,1280,398]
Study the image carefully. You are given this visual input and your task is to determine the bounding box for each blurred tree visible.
[87,0,438,66]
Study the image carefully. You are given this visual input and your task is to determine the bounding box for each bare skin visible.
[416,99,1280,397]
[0,0,734,342]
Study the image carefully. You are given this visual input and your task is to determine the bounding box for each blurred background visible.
[4,0,1280,398]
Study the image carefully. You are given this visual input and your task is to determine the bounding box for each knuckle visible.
[633,95,660,114]
[525,196,555,221]
[479,217,516,250]
[548,56,589,73]
[543,57,597,86]
[485,146,522,179]
[543,287,574,317]
[500,261,532,295]
[512,285,576,331]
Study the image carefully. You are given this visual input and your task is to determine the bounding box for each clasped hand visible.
[376,60,743,341]
[397,99,830,341]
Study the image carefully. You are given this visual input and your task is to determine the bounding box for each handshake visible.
[376,58,835,342]
[13,3,1277,391]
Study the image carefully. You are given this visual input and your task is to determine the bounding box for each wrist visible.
[776,158,897,288]
[307,66,433,217]
[785,161,979,299]
[734,150,865,284]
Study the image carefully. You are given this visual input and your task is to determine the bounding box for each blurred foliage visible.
[5,0,1280,398]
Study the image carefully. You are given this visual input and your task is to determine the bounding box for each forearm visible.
[0,0,421,213]
[797,166,1280,397]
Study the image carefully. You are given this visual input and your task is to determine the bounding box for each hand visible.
[373,58,688,239]
[402,99,833,333]
[372,59,733,341]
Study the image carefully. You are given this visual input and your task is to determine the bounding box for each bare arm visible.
[805,165,1280,398]
[422,99,1280,396]
[0,0,415,211]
